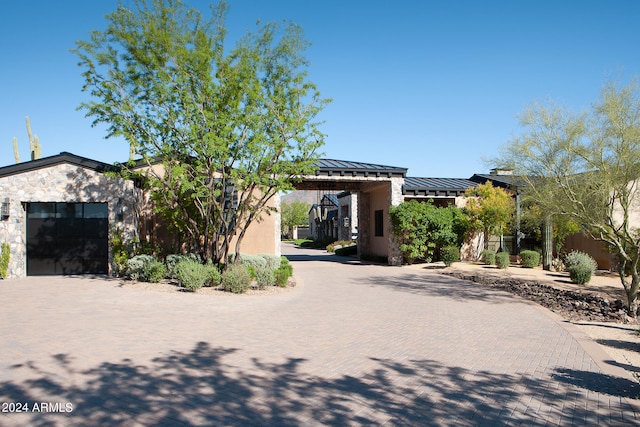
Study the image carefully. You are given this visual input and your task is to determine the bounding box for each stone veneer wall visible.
[0,163,139,278]
[387,177,404,266]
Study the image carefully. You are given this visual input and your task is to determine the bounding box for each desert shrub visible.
[275,257,293,287]
[166,253,201,278]
[110,231,131,276]
[254,266,276,289]
[520,250,540,268]
[564,251,598,285]
[0,243,9,279]
[221,264,252,293]
[481,250,496,265]
[236,254,267,269]
[495,252,510,269]
[126,254,156,281]
[144,260,167,283]
[205,263,222,287]
[441,246,460,267]
[176,259,208,292]
[335,245,358,257]
[564,251,597,270]
[259,254,281,270]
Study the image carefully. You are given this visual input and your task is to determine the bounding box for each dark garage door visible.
[27,202,109,275]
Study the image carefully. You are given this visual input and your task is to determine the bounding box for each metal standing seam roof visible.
[313,159,407,178]
[403,177,478,197]
[469,174,527,189]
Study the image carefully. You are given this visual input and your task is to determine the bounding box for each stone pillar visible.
[387,178,404,266]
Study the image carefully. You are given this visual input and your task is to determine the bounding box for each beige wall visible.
[367,184,391,257]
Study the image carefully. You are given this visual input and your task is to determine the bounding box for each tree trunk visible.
[542,214,553,271]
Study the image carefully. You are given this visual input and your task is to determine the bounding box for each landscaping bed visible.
[441,269,632,323]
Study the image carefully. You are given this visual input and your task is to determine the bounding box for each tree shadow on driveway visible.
[355,272,525,304]
[2,342,638,426]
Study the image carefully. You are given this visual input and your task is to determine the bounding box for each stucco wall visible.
[0,163,139,278]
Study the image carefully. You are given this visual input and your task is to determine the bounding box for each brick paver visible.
[0,243,639,425]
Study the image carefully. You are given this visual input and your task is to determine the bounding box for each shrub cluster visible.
[121,250,289,293]
[564,251,598,284]
[441,246,460,267]
[275,256,293,287]
[176,259,209,291]
[495,252,510,269]
[221,264,252,293]
[520,250,540,268]
[481,250,495,265]
[0,242,10,279]
[126,254,156,281]
[166,253,201,278]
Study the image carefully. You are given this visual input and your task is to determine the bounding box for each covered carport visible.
[295,159,407,265]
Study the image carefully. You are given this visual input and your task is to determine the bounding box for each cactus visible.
[12,137,20,163]
[12,116,42,163]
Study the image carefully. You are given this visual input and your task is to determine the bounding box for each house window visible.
[374,210,384,237]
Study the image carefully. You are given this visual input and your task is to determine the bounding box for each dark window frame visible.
[374,209,384,237]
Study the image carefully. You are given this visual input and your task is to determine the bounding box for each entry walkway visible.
[0,243,638,425]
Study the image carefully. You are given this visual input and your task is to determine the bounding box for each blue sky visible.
[1,1,639,178]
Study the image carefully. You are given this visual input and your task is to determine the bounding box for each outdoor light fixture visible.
[0,198,9,220]
[116,198,124,221]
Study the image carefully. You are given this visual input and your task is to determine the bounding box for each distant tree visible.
[281,201,310,237]
[498,80,640,316]
[389,200,468,264]
[73,0,329,265]
[464,182,515,250]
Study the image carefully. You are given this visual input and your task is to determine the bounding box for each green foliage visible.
[564,251,598,285]
[281,201,311,237]
[221,264,252,294]
[0,243,10,279]
[237,254,268,269]
[254,266,276,289]
[275,256,293,287]
[389,200,469,264]
[568,264,594,285]
[73,0,330,265]
[441,246,460,267]
[165,253,201,279]
[205,263,222,287]
[481,250,496,265]
[520,250,541,268]
[176,260,209,292]
[564,251,598,271]
[259,254,281,270]
[499,80,640,314]
[144,260,167,283]
[126,255,157,281]
[110,230,132,276]
[495,252,510,269]
[464,182,515,248]
[335,245,358,257]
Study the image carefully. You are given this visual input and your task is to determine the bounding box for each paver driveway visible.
[1,243,639,426]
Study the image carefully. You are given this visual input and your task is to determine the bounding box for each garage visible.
[26,202,109,275]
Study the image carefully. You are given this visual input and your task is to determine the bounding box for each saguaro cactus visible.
[12,116,42,163]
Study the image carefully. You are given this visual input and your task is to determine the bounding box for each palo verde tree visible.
[464,182,514,251]
[499,80,640,316]
[73,0,329,265]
